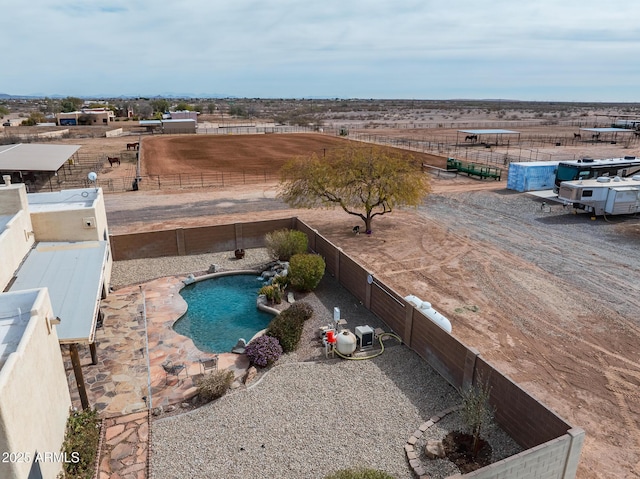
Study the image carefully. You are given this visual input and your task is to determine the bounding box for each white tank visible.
[404,295,452,333]
[335,330,357,355]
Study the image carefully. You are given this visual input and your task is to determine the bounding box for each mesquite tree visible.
[279,145,430,233]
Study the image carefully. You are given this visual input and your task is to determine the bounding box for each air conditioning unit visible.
[355,325,374,351]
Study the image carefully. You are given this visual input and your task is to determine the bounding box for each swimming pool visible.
[173,274,273,353]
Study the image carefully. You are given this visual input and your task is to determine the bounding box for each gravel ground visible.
[110,248,273,290]
[134,249,523,478]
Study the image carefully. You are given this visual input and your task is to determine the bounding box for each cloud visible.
[1,1,640,100]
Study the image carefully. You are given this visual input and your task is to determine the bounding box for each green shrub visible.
[266,301,313,353]
[272,273,290,290]
[286,301,314,321]
[324,468,394,479]
[259,284,282,304]
[197,370,235,402]
[60,408,100,479]
[289,254,325,292]
[265,229,308,261]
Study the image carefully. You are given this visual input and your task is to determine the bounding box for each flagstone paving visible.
[62,274,251,479]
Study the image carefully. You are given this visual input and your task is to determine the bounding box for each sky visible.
[2,1,640,101]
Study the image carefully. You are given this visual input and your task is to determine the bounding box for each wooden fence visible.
[109,218,584,478]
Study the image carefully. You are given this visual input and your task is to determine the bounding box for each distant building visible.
[169,110,198,121]
[56,108,115,126]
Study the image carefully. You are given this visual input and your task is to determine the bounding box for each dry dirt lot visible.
[55,128,640,478]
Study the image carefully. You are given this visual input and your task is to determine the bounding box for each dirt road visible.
[105,175,640,479]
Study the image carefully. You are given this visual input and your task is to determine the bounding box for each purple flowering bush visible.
[245,335,283,368]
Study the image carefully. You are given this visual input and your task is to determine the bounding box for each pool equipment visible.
[355,325,374,351]
[335,330,357,355]
[404,295,452,333]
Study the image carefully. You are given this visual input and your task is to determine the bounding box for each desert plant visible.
[197,369,235,402]
[265,229,308,261]
[272,273,290,290]
[245,335,283,367]
[60,407,100,479]
[324,468,394,479]
[288,253,325,292]
[285,301,314,321]
[266,301,313,352]
[258,284,282,304]
[459,375,495,458]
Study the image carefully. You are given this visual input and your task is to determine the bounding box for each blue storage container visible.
[507,161,560,192]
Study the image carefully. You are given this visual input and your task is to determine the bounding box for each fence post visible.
[403,305,414,348]
[463,347,480,389]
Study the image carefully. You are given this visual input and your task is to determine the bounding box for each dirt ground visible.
[39,125,640,478]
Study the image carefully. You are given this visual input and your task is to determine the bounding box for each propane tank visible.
[404,295,452,333]
[335,330,357,355]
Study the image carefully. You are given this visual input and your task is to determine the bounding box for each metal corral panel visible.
[507,161,560,192]
[604,187,640,215]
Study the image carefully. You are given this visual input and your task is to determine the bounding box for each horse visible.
[592,133,601,141]
[573,133,581,139]
[465,134,478,142]
[107,157,120,167]
[126,142,139,150]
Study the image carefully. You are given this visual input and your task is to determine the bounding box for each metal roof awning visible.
[579,128,634,133]
[459,129,519,135]
[9,241,108,344]
[0,144,80,172]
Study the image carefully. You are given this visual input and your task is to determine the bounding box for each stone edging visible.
[404,405,462,479]
[92,418,106,479]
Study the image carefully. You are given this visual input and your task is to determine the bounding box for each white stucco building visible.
[0,177,113,479]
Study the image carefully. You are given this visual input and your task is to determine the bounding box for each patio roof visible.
[0,143,80,172]
[9,241,108,344]
[579,127,634,133]
[459,129,519,135]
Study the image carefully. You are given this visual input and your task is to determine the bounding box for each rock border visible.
[404,405,462,479]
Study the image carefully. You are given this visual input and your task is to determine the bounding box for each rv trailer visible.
[558,175,640,216]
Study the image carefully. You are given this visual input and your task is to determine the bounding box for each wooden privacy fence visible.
[109,217,584,478]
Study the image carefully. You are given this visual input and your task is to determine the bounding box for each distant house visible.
[56,108,115,126]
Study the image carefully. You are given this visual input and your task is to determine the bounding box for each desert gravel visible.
[137,249,522,478]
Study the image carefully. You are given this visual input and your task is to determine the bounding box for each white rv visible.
[558,175,640,216]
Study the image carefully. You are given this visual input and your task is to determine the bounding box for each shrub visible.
[289,254,325,292]
[60,408,100,479]
[259,284,282,304]
[286,301,314,321]
[272,273,290,290]
[265,229,308,261]
[324,468,394,479]
[197,370,235,402]
[245,335,283,367]
[266,301,313,353]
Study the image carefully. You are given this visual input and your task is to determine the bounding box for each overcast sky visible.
[2,1,640,101]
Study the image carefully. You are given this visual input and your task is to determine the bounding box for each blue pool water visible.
[173,274,273,353]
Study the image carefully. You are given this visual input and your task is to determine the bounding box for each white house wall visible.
[0,289,71,479]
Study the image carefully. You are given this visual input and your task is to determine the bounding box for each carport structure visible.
[579,127,635,143]
[457,129,520,146]
[0,143,80,190]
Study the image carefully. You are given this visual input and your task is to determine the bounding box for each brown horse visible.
[107,157,120,167]
[573,133,581,139]
[126,142,139,150]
